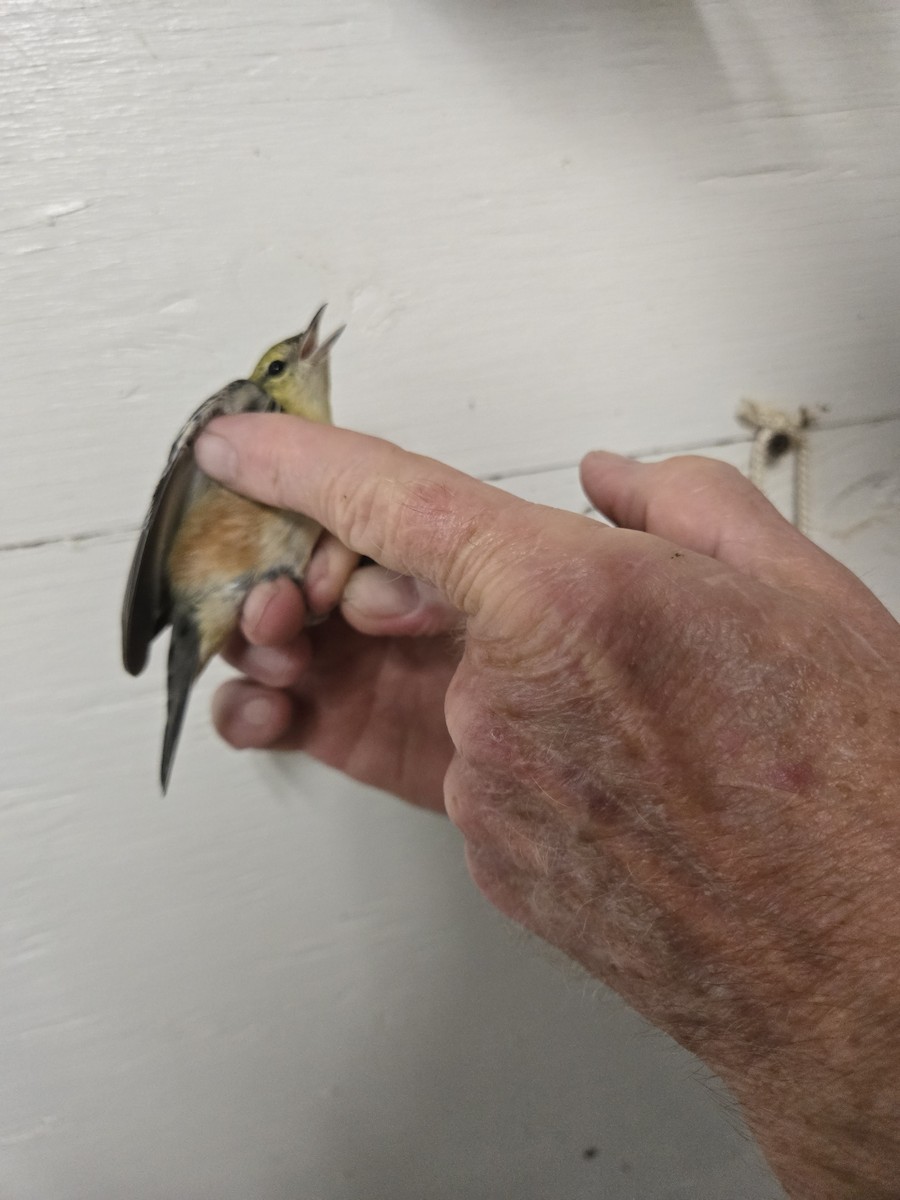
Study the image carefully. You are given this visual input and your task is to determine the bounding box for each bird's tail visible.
[161,610,201,794]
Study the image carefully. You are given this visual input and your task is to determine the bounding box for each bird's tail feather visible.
[161,611,200,794]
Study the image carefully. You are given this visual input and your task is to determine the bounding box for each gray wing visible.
[121,378,277,676]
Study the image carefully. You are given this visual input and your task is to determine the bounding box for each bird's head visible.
[250,305,344,421]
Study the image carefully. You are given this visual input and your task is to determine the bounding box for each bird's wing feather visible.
[121,379,277,675]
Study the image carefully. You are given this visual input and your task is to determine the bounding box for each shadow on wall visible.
[428,0,801,169]
[421,0,900,425]
[431,0,898,152]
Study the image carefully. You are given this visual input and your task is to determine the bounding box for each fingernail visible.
[195,431,238,482]
[241,696,275,728]
[242,581,277,636]
[344,570,419,619]
[303,553,332,610]
[582,450,632,467]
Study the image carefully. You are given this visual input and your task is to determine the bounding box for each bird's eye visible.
[267,359,286,378]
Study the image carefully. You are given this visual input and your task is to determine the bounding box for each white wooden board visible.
[2,0,900,546]
[4,418,897,1198]
[2,532,784,1200]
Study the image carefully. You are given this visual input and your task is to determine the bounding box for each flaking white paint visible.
[1,0,898,1196]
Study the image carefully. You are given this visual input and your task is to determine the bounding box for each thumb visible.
[580,449,878,603]
[580,450,801,566]
[196,414,534,618]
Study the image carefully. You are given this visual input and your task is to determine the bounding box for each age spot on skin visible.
[578,784,628,832]
[770,760,815,794]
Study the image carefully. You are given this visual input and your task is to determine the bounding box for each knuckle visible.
[653,454,744,493]
[392,476,483,594]
[317,446,444,566]
[321,464,380,553]
[443,755,482,836]
[271,464,294,512]
[642,456,751,536]
[265,440,298,511]
[312,428,537,620]
[443,671,477,755]
[322,460,494,600]
[444,669,510,768]
[445,692,519,777]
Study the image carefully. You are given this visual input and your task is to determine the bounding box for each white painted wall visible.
[2,1,898,1196]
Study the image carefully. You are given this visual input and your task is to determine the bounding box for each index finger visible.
[195,413,537,616]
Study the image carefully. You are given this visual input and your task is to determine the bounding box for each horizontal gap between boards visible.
[2,410,898,555]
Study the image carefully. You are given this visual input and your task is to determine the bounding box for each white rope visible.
[737,398,813,534]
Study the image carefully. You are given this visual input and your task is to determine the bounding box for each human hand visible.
[214,557,459,813]
[197,416,900,1199]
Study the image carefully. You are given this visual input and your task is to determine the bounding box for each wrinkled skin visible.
[196,417,900,1200]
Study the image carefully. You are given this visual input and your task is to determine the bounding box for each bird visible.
[122,306,344,793]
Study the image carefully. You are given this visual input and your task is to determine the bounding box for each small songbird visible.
[122,306,343,793]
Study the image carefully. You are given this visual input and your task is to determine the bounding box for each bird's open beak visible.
[297,304,344,364]
[311,324,345,364]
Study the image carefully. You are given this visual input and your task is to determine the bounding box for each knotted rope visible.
[737,399,814,534]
